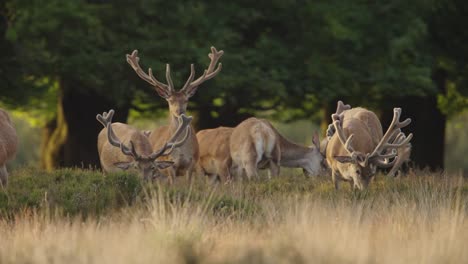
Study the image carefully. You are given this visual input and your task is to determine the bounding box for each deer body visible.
[230,118,280,179]
[98,123,155,175]
[149,117,199,181]
[126,47,223,182]
[196,127,233,183]
[0,108,18,186]
[197,120,323,181]
[326,102,413,190]
[96,110,191,181]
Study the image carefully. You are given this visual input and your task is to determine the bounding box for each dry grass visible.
[0,171,467,263]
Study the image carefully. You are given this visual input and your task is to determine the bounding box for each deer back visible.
[98,123,153,172]
[0,108,18,164]
[196,127,233,175]
[230,118,280,165]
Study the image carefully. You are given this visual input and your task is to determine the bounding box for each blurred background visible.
[1,0,467,174]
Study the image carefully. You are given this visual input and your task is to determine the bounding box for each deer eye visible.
[356,169,361,175]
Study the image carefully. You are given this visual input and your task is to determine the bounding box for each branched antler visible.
[148,114,192,159]
[367,108,413,161]
[179,46,224,96]
[126,50,174,98]
[327,101,351,139]
[126,47,223,98]
[96,109,140,159]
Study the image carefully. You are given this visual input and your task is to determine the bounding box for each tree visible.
[4,0,467,171]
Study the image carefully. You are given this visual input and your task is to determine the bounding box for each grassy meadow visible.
[0,168,467,263]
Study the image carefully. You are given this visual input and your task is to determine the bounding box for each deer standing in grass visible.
[262,122,324,177]
[126,47,223,182]
[0,108,18,186]
[326,101,413,190]
[97,109,191,181]
[229,118,281,180]
[198,120,323,182]
[196,127,233,183]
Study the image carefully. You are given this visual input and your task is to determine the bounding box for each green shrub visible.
[0,168,142,217]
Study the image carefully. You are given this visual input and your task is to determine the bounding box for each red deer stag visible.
[0,108,18,186]
[326,101,413,190]
[97,109,191,182]
[126,47,223,181]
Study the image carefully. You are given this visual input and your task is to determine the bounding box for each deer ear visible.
[334,156,354,163]
[155,88,171,99]
[155,161,174,169]
[143,130,151,137]
[312,132,320,148]
[114,161,133,170]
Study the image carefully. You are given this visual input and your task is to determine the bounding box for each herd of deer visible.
[0,47,413,191]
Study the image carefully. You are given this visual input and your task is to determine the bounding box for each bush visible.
[0,168,142,218]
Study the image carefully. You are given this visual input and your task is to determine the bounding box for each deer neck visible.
[278,135,314,168]
[168,114,181,133]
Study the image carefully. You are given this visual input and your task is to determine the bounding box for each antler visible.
[148,114,192,160]
[367,108,413,162]
[96,109,140,159]
[327,101,351,139]
[331,114,366,164]
[179,46,223,96]
[126,50,174,98]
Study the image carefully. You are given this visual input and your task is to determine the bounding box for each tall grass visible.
[0,168,467,263]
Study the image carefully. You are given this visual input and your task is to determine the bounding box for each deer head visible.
[96,110,192,180]
[126,47,223,118]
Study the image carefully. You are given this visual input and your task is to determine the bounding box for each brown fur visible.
[230,118,281,180]
[98,123,153,172]
[196,127,233,183]
[149,115,199,184]
[326,108,383,189]
[126,47,223,184]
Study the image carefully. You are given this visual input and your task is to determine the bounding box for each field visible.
[0,168,467,263]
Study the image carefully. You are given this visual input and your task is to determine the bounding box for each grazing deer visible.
[196,127,233,183]
[230,118,281,180]
[126,47,223,181]
[96,109,191,181]
[198,120,323,181]
[263,122,324,177]
[326,101,413,190]
[0,108,18,186]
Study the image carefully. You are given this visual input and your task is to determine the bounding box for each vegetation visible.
[2,0,468,170]
[0,168,467,263]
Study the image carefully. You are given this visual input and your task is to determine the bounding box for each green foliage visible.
[0,168,142,217]
[4,0,452,121]
[438,84,468,118]
[445,112,468,173]
[2,167,467,221]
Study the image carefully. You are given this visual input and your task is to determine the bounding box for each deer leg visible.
[231,164,243,182]
[219,159,232,184]
[244,159,259,180]
[0,165,8,187]
[268,160,280,179]
[185,162,195,183]
[332,170,339,190]
[167,167,176,185]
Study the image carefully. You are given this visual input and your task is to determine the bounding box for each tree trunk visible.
[42,82,130,170]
